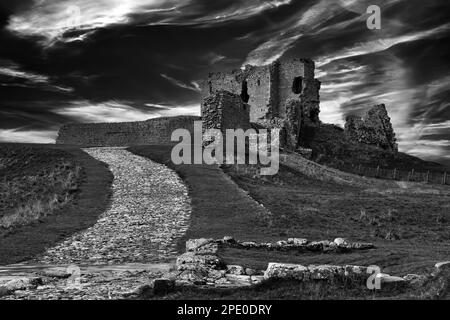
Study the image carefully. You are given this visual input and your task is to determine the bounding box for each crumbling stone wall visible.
[283,99,302,150]
[201,69,246,102]
[56,116,199,146]
[277,59,313,117]
[201,58,320,124]
[59,58,321,150]
[245,64,274,120]
[201,58,321,151]
[345,104,398,152]
[281,97,320,150]
[201,90,251,139]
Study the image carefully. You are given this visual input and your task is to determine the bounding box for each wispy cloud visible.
[55,100,159,123]
[7,0,171,44]
[0,128,57,143]
[145,103,200,116]
[160,74,201,92]
[55,100,200,124]
[316,23,450,67]
[0,66,48,84]
[7,0,294,45]
[0,61,73,92]
[243,0,345,66]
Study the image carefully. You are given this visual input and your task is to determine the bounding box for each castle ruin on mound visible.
[201,58,321,151]
[56,57,398,157]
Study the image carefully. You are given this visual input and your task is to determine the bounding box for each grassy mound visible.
[310,124,446,172]
[0,144,112,265]
[0,145,81,229]
[223,163,450,275]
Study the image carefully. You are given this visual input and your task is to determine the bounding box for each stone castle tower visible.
[201,58,321,150]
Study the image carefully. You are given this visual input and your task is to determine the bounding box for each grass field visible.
[0,144,82,229]
[129,145,450,280]
[130,145,450,299]
[0,144,112,265]
[1,143,448,299]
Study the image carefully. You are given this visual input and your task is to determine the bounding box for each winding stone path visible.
[37,147,191,265]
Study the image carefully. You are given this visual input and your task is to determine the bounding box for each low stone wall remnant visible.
[56,116,199,146]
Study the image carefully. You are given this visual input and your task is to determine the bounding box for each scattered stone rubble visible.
[1,241,448,299]
[219,236,375,253]
[152,238,447,293]
[0,269,166,300]
[160,237,376,288]
[165,237,265,288]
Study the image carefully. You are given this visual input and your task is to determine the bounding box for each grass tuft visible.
[0,146,82,229]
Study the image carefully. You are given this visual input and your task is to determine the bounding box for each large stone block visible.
[186,238,216,252]
[264,263,309,280]
[176,252,225,271]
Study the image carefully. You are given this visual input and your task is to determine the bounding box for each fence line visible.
[333,163,449,185]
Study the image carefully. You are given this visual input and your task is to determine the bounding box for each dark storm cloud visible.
[0,0,35,28]
[0,0,449,163]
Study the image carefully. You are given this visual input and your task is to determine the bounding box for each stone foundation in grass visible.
[156,237,435,291]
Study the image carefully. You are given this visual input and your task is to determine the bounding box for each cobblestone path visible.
[38,147,191,265]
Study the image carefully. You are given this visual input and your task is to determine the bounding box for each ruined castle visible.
[56,57,397,156]
[200,58,321,151]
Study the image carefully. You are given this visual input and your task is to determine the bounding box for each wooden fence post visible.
[376,166,380,178]
[426,171,430,183]
[393,168,397,180]
[443,172,448,185]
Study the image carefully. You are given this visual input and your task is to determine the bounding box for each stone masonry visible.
[345,104,398,152]
[201,58,321,150]
[202,58,321,123]
[56,116,199,146]
[56,58,322,149]
[56,58,397,155]
[201,90,251,134]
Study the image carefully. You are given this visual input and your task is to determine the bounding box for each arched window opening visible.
[241,81,250,103]
[292,76,303,94]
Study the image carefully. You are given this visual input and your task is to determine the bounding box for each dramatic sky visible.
[0,0,449,164]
